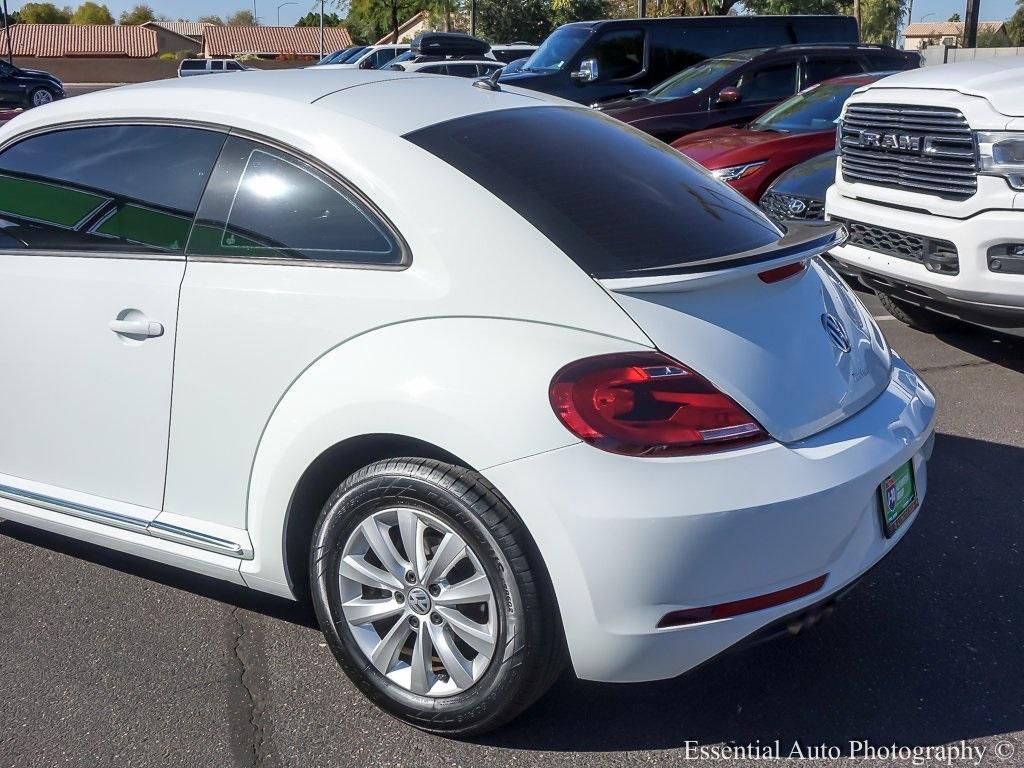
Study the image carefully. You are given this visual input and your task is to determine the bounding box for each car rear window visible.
[404,106,780,278]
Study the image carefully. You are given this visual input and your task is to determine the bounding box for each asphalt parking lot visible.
[1,290,1022,768]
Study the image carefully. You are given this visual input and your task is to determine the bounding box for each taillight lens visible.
[549,352,767,457]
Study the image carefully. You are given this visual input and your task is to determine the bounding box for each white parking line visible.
[873,315,896,321]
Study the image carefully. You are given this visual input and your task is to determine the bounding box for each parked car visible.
[602,45,918,143]
[673,73,888,202]
[0,59,64,108]
[316,46,365,65]
[499,15,860,105]
[760,150,836,225]
[489,43,538,63]
[0,68,936,736]
[827,58,1024,332]
[318,44,409,70]
[178,58,251,77]
[389,32,504,78]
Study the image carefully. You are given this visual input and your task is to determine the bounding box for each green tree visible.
[476,0,549,42]
[18,2,72,23]
[859,0,909,44]
[295,11,345,25]
[197,14,224,24]
[71,1,115,23]
[1008,0,1024,46]
[119,3,156,23]
[976,27,1012,46]
[550,0,606,26]
[947,12,960,21]
[226,9,257,25]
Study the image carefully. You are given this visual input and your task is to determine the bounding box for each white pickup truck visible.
[826,58,1024,332]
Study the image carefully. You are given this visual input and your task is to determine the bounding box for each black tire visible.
[28,87,55,108]
[877,292,965,334]
[310,458,565,735]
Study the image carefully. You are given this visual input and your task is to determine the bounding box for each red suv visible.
[599,44,917,143]
[671,72,889,203]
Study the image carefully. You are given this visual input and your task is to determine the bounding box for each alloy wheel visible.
[32,90,53,106]
[338,507,498,697]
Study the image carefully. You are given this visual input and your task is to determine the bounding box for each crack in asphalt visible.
[231,607,266,768]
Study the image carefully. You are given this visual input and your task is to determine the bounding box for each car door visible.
[0,124,226,519]
[573,28,646,103]
[712,57,800,129]
[0,61,22,107]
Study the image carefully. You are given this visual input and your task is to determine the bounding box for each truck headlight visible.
[976,131,1024,190]
[711,161,766,182]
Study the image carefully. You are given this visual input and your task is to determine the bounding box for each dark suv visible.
[0,59,65,109]
[599,44,918,143]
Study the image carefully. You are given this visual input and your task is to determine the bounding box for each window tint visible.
[738,61,798,102]
[188,137,402,265]
[0,61,13,77]
[226,60,243,70]
[211,60,225,70]
[180,60,204,70]
[0,125,226,253]
[591,29,644,80]
[865,51,914,71]
[418,65,445,74]
[405,107,779,279]
[447,64,481,78]
[802,56,863,87]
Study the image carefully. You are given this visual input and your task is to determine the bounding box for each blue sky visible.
[9,0,1018,27]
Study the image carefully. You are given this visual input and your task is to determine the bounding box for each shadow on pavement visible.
[0,520,318,629]
[481,433,1024,753]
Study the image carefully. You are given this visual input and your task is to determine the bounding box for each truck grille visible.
[833,217,959,275]
[759,192,825,222]
[840,104,977,200]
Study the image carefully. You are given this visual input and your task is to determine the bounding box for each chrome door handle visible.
[109,318,164,338]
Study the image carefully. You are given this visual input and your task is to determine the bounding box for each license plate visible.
[879,460,918,537]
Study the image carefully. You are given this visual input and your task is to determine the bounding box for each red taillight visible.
[656,574,828,628]
[549,352,767,457]
[758,260,807,284]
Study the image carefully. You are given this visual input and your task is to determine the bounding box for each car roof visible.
[4,68,573,139]
[713,43,900,61]
[815,71,896,88]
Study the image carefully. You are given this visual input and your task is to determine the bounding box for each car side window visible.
[802,56,863,88]
[0,61,12,77]
[188,137,403,265]
[591,29,644,81]
[419,64,446,74]
[446,64,480,78]
[0,125,226,253]
[211,60,225,71]
[737,60,798,102]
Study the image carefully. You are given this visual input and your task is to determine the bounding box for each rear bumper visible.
[825,187,1024,327]
[485,356,936,683]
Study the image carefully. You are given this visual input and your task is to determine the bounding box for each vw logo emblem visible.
[407,587,432,615]
[787,197,807,215]
[821,312,851,353]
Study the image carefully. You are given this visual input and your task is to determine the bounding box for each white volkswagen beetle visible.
[0,69,936,734]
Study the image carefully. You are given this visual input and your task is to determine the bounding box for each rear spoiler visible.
[600,222,847,294]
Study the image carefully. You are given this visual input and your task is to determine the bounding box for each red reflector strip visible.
[758,260,807,284]
[656,574,828,628]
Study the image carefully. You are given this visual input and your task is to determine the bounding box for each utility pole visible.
[320,0,325,58]
[470,0,476,37]
[963,0,980,47]
[1,0,11,65]
[638,0,646,17]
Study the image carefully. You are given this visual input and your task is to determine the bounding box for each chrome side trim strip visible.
[147,520,252,560]
[0,483,251,560]
[0,483,149,533]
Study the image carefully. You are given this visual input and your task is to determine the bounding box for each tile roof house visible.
[202,25,353,58]
[902,21,1009,50]
[141,21,215,56]
[5,23,158,58]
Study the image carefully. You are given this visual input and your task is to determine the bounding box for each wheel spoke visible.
[436,606,496,657]
[421,532,466,585]
[359,517,408,581]
[435,573,492,605]
[409,622,434,695]
[342,596,403,626]
[397,509,425,577]
[339,554,403,591]
[370,618,411,673]
[428,621,474,689]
